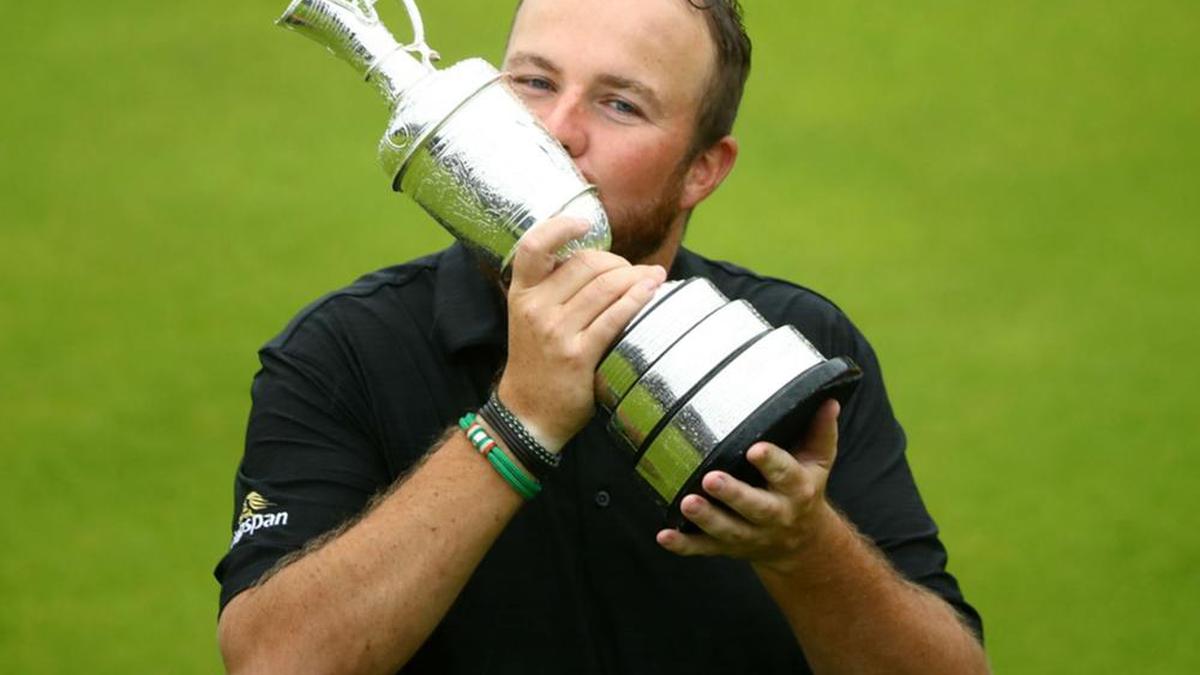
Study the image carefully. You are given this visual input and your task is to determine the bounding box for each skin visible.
[218,1,989,673]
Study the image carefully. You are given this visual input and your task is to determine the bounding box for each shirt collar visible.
[668,246,701,281]
[433,243,507,355]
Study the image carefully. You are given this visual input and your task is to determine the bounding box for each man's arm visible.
[218,428,524,674]
[657,401,989,675]
[218,217,666,674]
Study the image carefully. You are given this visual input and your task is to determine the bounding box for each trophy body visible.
[277,0,861,527]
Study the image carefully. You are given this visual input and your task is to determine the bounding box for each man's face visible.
[503,0,717,263]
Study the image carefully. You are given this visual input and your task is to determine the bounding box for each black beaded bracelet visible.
[480,390,561,482]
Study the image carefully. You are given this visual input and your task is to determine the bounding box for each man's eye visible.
[515,76,554,92]
[605,99,641,117]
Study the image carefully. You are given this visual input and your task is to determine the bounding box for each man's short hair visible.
[687,0,752,157]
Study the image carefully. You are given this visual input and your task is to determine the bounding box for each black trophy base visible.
[665,356,863,532]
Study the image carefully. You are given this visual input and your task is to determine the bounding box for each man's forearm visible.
[755,505,988,675]
[217,220,664,675]
[218,430,526,675]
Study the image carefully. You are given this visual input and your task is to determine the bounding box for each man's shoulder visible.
[676,248,851,338]
[264,247,451,353]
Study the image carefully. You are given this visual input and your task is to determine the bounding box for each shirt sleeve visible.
[824,311,984,640]
[213,304,391,614]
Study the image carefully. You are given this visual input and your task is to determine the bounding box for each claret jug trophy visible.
[276,0,862,528]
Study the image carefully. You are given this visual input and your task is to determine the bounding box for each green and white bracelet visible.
[459,412,541,500]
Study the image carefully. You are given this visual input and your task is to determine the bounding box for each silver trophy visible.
[277,0,862,528]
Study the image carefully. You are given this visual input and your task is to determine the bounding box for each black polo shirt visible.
[215,242,981,673]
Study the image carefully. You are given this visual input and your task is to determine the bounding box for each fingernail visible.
[710,474,725,489]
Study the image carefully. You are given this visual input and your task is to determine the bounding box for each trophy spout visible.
[276,0,432,104]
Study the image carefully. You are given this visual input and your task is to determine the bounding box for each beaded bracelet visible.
[459,413,540,500]
[479,390,560,483]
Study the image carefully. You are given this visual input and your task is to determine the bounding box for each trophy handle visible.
[394,0,440,69]
[278,0,441,103]
[339,0,442,70]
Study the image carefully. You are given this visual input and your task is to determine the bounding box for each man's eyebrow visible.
[595,73,663,112]
[505,51,561,74]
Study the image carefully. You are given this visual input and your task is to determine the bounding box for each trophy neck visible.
[367,48,432,104]
[277,0,432,105]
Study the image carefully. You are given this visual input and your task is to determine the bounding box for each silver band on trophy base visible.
[277,0,863,529]
[606,298,771,455]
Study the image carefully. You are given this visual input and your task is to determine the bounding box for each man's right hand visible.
[497,217,666,453]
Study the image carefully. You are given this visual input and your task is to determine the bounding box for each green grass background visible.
[2,0,1197,672]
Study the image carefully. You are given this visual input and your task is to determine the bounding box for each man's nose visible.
[539,91,589,159]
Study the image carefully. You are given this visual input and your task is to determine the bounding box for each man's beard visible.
[603,169,688,264]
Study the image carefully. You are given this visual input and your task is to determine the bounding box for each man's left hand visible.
[656,399,842,575]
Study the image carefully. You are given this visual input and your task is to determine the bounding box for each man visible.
[216,0,988,673]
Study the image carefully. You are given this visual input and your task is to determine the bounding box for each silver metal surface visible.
[634,327,827,503]
[277,0,610,269]
[382,62,610,268]
[277,0,431,102]
[608,301,770,455]
[595,278,727,412]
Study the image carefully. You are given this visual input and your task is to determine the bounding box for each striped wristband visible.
[459,412,540,500]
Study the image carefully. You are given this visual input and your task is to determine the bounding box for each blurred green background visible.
[2,0,1196,672]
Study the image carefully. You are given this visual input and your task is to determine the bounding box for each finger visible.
[578,269,665,354]
[655,528,724,558]
[677,493,757,544]
[539,250,631,307]
[795,399,840,467]
[564,264,664,332]
[746,442,806,492]
[509,217,592,290]
[701,470,780,525]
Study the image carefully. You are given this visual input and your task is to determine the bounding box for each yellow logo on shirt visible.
[239,491,274,524]
[231,491,290,548]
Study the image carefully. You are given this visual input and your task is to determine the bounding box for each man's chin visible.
[609,233,667,265]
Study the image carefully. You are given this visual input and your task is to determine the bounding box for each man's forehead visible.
[505,0,715,101]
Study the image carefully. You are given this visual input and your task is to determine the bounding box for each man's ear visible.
[679,135,739,211]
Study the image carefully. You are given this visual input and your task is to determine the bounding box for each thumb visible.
[795,399,840,469]
[509,217,591,290]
